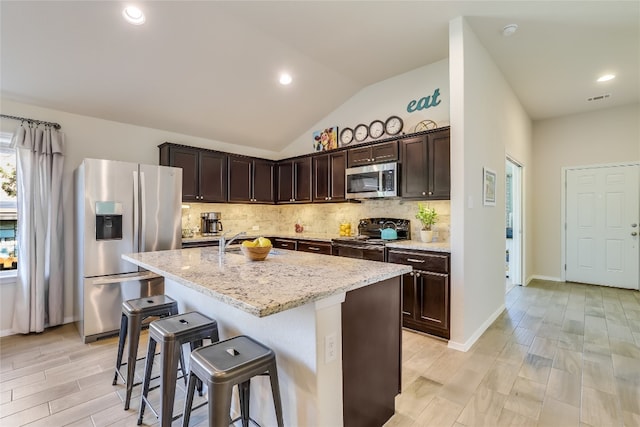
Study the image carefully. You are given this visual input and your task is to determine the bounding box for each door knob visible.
[632,223,638,227]
[632,232,638,236]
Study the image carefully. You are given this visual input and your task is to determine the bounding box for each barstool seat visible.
[182,335,284,427]
[112,294,179,410]
[138,311,219,427]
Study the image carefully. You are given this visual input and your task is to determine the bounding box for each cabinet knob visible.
[328,197,332,200]
[422,192,426,196]
[416,272,421,278]
[428,191,433,195]
[409,271,414,276]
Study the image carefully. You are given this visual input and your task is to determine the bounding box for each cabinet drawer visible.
[387,250,449,274]
[297,240,332,255]
[272,238,297,250]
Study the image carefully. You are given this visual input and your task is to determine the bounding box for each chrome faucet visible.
[218,231,247,257]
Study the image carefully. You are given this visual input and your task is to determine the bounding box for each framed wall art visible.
[483,167,497,206]
[312,127,338,151]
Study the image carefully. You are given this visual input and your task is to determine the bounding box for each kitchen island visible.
[123,246,411,427]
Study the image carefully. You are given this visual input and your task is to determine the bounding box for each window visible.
[0,132,17,276]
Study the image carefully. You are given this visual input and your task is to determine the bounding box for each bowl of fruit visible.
[240,237,272,261]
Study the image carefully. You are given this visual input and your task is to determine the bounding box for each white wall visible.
[280,59,450,158]
[449,17,532,350]
[532,103,640,280]
[0,99,283,335]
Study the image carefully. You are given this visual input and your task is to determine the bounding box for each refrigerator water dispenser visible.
[96,201,123,240]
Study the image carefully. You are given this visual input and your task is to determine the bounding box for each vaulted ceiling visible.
[1,1,638,152]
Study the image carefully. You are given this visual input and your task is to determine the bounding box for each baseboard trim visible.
[447,303,506,352]
[528,275,563,284]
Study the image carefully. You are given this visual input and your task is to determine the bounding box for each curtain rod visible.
[0,114,61,130]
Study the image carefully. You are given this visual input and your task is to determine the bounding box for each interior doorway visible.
[506,157,523,292]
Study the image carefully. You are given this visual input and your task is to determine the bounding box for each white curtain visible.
[12,123,65,334]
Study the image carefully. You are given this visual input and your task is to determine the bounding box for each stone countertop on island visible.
[122,247,411,318]
[181,232,337,245]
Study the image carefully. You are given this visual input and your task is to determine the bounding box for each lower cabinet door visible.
[416,270,449,337]
[401,272,416,321]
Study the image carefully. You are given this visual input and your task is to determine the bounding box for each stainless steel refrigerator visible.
[74,158,182,343]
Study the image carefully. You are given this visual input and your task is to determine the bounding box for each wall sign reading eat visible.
[407,88,441,113]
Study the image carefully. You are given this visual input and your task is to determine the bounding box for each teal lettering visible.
[406,87,442,113]
[416,96,430,110]
[430,88,441,107]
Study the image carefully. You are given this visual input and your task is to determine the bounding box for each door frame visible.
[506,155,524,288]
[561,161,640,282]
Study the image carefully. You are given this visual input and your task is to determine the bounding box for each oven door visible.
[332,243,386,262]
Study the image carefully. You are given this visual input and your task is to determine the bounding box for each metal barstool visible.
[137,311,219,427]
[182,335,284,427]
[112,294,179,410]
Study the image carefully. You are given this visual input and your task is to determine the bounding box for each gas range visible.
[332,218,410,261]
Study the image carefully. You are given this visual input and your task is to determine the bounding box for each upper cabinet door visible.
[252,159,275,203]
[427,129,451,200]
[329,151,346,201]
[313,155,330,201]
[166,146,199,202]
[228,155,252,202]
[277,161,294,203]
[199,151,227,203]
[400,135,429,198]
[293,157,312,202]
[400,128,450,200]
[160,143,228,203]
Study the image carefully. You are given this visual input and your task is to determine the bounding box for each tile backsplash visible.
[183,199,450,242]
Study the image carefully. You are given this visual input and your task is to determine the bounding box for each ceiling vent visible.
[587,94,611,102]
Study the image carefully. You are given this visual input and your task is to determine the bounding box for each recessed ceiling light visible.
[123,6,145,25]
[597,74,615,82]
[502,24,518,37]
[279,73,292,85]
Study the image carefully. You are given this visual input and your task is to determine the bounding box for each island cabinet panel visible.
[313,151,346,202]
[388,249,450,339]
[400,128,450,200]
[342,277,401,427]
[228,155,275,203]
[347,141,398,168]
[297,240,332,255]
[159,143,227,202]
[277,157,312,203]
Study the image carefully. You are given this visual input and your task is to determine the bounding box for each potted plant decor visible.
[416,203,438,242]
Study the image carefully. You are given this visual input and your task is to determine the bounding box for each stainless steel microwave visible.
[345,162,398,199]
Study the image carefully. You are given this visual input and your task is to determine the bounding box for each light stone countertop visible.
[181,232,336,244]
[122,247,411,318]
[385,240,451,253]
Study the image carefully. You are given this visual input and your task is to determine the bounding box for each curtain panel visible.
[12,124,65,334]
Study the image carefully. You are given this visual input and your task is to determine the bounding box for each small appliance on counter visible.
[201,212,223,236]
[332,218,410,262]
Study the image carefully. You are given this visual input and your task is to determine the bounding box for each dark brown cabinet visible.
[271,238,298,250]
[159,143,227,202]
[277,157,312,203]
[387,249,450,339]
[313,151,346,202]
[400,128,450,199]
[297,240,332,255]
[228,155,275,203]
[347,141,398,168]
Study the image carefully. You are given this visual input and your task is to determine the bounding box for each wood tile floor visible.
[386,279,640,427]
[1,279,639,426]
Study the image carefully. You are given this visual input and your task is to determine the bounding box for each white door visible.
[566,165,639,289]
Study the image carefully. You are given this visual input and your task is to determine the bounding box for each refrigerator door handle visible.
[140,171,146,252]
[133,171,140,253]
[90,270,161,285]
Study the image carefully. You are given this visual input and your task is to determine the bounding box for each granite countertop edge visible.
[122,249,411,318]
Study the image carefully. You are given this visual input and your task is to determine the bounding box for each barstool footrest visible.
[231,416,262,427]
